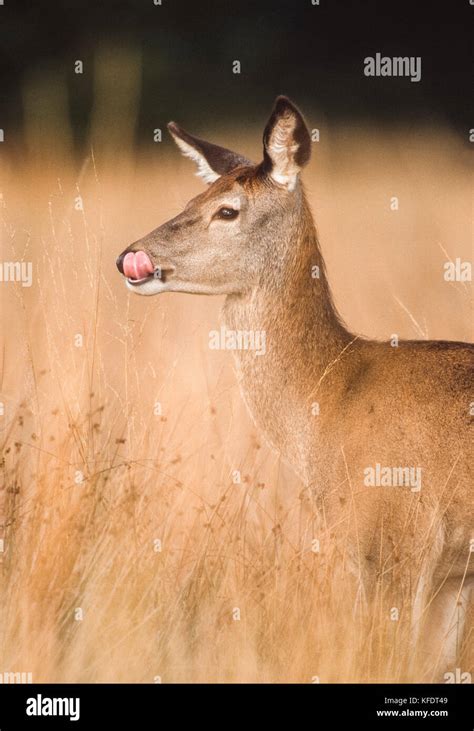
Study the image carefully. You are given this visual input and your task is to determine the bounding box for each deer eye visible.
[213,207,239,221]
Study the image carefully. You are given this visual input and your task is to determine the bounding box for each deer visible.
[116,96,473,679]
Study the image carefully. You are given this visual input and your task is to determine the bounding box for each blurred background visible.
[0,0,471,683]
[0,0,472,156]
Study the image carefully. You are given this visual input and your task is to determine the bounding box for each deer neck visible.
[222,189,353,479]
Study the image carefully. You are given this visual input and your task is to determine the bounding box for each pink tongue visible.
[123,251,154,280]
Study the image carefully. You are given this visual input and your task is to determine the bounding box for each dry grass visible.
[0,121,471,682]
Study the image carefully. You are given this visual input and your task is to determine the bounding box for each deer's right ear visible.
[167,122,252,184]
[262,96,311,191]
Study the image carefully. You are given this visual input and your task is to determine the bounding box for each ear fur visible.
[168,122,252,183]
[262,96,311,191]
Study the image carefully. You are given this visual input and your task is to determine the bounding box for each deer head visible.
[116,96,311,296]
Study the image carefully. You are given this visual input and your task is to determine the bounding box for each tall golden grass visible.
[0,58,472,682]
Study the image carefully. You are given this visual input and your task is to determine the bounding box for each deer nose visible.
[117,250,155,280]
[116,252,126,274]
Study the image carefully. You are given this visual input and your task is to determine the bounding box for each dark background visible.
[0,0,471,151]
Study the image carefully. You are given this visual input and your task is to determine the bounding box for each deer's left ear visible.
[262,96,311,191]
[168,122,252,184]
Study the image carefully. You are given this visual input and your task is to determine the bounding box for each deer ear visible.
[167,122,252,184]
[262,96,311,191]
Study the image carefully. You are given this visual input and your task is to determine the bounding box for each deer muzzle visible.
[120,251,155,281]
